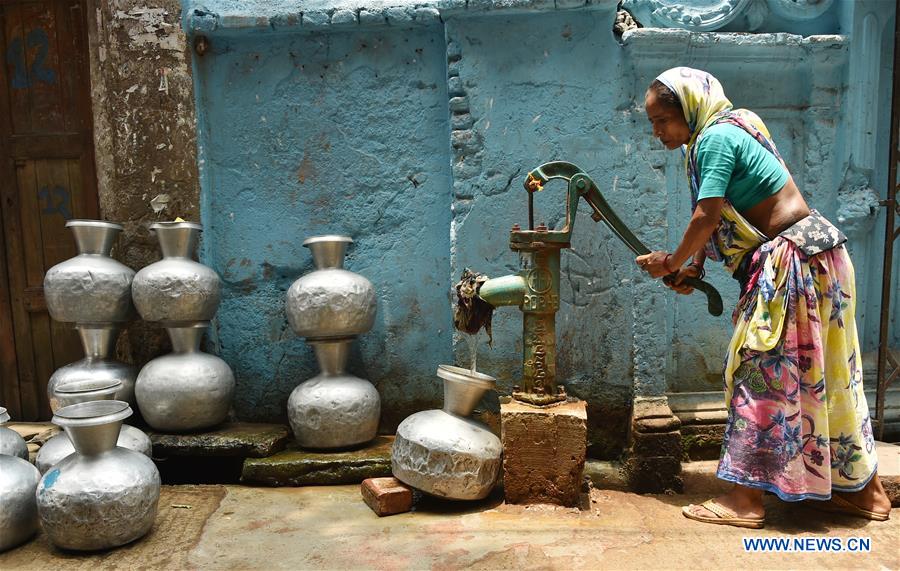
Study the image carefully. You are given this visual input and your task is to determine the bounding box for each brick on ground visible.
[361,477,413,517]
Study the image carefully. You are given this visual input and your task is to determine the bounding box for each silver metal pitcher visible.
[287,339,380,449]
[43,220,135,324]
[285,236,376,339]
[46,325,137,411]
[285,236,380,449]
[36,400,160,551]
[135,321,234,432]
[37,379,152,474]
[132,221,221,322]
[0,407,28,460]
[391,365,502,500]
[0,455,40,552]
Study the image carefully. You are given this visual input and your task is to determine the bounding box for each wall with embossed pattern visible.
[181,0,897,457]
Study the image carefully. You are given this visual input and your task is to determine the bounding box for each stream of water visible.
[465,332,478,375]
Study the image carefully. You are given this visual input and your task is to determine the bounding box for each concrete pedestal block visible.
[625,397,683,493]
[500,398,587,507]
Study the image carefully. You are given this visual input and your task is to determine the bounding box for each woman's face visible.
[645,89,691,150]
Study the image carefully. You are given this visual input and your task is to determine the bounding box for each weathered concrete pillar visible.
[500,399,587,507]
[624,396,683,494]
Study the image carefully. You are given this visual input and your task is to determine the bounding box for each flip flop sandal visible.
[682,499,765,529]
[806,494,890,521]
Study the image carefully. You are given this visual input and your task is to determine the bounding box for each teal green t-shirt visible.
[695,123,789,211]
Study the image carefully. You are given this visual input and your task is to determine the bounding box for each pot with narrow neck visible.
[131,221,221,322]
[46,325,136,411]
[0,407,28,460]
[0,454,40,552]
[285,236,376,340]
[391,365,502,500]
[135,321,234,432]
[36,380,152,474]
[43,220,135,324]
[36,400,160,551]
[287,339,380,449]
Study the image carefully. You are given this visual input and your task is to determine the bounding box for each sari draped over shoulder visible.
[655,67,877,501]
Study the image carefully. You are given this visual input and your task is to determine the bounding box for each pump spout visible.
[477,274,527,308]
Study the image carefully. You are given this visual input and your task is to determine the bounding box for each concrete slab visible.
[185,486,900,569]
[149,422,291,458]
[2,483,896,569]
[241,435,393,486]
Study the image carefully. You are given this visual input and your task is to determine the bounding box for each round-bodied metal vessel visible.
[288,341,379,449]
[36,401,160,551]
[132,221,221,322]
[391,366,501,500]
[43,220,134,324]
[0,455,40,552]
[135,322,234,432]
[46,326,136,411]
[37,380,152,474]
[0,407,28,459]
[285,236,376,339]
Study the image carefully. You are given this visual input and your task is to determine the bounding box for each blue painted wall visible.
[183,0,898,457]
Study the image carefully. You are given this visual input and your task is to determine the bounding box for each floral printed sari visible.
[714,205,877,500]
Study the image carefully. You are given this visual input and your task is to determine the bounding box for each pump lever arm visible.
[526,161,724,317]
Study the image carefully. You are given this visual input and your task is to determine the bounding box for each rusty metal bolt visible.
[536,222,548,232]
[535,386,545,395]
[512,385,520,392]
[511,223,521,232]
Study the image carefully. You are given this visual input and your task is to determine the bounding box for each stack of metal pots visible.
[391,365,502,500]
[0,406,39,553]
[43,220,137,407]
[133,221,234,432]
[36,379,152,474]
[36,400,160,551]
[285,236,380,449]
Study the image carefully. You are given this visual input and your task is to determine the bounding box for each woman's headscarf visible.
[654,67,784,260]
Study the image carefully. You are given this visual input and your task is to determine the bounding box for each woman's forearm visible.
[669,199,722,269]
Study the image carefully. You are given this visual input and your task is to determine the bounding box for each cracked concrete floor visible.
[1,484,897,570]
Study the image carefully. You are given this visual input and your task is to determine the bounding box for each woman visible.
[636,67,891,528]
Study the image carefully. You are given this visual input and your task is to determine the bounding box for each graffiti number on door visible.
[6,28,57,89]
[38,186,72,220]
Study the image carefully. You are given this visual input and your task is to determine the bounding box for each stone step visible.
[241,435,394,486]
[148,422,291,458]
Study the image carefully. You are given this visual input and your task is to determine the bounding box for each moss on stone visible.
[241,435,394,486]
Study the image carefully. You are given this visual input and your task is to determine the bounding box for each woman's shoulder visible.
[697,123,745,153]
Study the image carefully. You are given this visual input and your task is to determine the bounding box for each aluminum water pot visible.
[46,325,136,411]
[0,455,40,552]
[37,380,152,474]
[43,220,135,324]
[285,236,376,339]
[36,400,160,551]
[0,407,28,460]
[287,340,380,449]
[391,365,501,500]
[132,221,221,322]
[135,322,234,432]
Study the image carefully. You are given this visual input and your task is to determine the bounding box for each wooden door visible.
[0,0,98,420]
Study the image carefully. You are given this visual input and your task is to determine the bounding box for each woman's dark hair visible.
[648,79,681,111]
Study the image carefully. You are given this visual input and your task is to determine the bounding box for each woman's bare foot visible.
[833,474,891,516]
[686,484,766,520]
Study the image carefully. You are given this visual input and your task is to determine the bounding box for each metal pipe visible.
[875,0,900,441]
